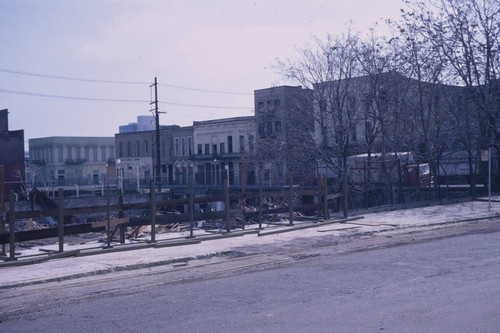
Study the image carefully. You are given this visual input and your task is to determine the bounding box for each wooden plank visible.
[0,223,105,245]
[91,217,130,229]
[327,193,342,200]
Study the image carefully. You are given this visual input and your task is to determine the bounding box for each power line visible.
[159,101,250,110]
[158,83,252,96]
[0,88,252,109]
[0,88,146,103]
[0,68,148,85]
[0,67,253,95]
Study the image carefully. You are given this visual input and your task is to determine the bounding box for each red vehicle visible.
[347,152,431,188]
[403,163,432,187]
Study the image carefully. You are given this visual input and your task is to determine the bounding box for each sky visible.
[0,0,405,147]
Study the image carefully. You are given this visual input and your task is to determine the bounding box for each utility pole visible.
[150,77,163,192]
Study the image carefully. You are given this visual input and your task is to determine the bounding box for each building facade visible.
[114,124,194,188]
[192,117,256,186]
[254,86,315,186]
[114,116,256,189]
[0,109,25,193]
[29,137,116,187]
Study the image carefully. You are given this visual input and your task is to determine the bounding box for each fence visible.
[0,179,347,262]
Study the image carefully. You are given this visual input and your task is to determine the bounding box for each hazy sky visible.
[0,0,405,145]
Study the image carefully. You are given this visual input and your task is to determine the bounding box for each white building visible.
[192,117,256,186]
[29,136,116,187]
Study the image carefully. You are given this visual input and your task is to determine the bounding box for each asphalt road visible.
[2,220,500,332]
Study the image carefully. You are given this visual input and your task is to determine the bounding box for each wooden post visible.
[118,194,125,244]
[9,190,16,260]
[58,188,64,252]
[342,172,348,219]
[323,174,328,220]
[225,178,230,233]
[289,176,294,226]
[364,161,368,208]
[106,185,111,247]
[1,164,5,255]
[150,182,156,242]
[189,180,194,238]
[258,177,263,230]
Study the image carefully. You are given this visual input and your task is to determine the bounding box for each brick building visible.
[0,109,25,194]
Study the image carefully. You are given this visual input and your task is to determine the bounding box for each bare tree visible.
[403,0,500,188]
[275,30,364,184]
[354,31,412,204]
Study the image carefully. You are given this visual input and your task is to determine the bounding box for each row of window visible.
[258,120,282,138]
[31,146,114,163]
[119,137,193,158]
[196,135,254,155]
[119,135,255,158]
[257,99,281,116]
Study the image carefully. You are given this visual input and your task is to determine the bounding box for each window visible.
[101,147,107,161]
[267,100,275,116]
[212,144,217,154]
[258,123,266,138]
[175,138,180,156]
[197,144,203,155]
[267,122,273,135]
[227,136,233,153]
[127,142,132,157]
[85,146,90,161]
[274,99,281,111]
[58,147,64,162]
[181,137,186,156]
[119,142,124,158]
[239,135,245,152]
[136,141,140,156]
[249,135,254,152]
[67,146,73,160]
[92,170,99,184]
[187,137,192,155]
[145,140,149,155]
[93,147,98,161]
[220,142,225,154]
[275,120,282,132]
[205,143,210,155]
[258,101,265,113]
[109,147,114,160]
[75,147,81,161]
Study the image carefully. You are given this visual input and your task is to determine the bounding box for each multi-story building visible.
[28,137,115,187]
[114,124,194,188]
[0,109,25,193]
[114,116,256,188]
[192,116,255,186]
[254,86,315,185]
[119,115,156,133]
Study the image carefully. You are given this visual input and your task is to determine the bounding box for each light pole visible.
[214,159,217,186]
[117,159,123,194]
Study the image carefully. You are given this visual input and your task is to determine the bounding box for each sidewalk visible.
[1,197,498,289]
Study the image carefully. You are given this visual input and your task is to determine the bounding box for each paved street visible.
[2,220,500,332]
